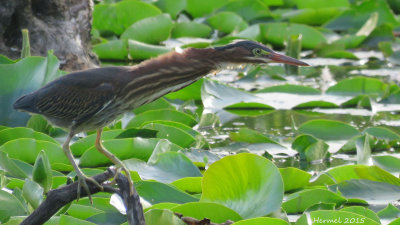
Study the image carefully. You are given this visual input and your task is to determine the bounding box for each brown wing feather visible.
[35,82,115,123]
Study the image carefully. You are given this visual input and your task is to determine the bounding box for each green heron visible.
[13,40,309,201]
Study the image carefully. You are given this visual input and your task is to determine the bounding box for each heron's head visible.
[214,40,309,66]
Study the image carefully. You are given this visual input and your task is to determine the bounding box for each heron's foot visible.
[76,172,104,204]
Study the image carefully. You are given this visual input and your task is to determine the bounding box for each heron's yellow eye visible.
[253,48,262,56]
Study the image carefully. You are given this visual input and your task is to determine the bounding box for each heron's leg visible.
[62,131,103,203]
[95,128,134,195]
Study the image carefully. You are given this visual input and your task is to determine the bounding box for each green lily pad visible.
[172,202,242,223]
[298,119,360,140]
[121,14,173,44]
[133,98,174,115]
[378,203,400,221]
[0,53,61,127]
[364,127,400,140]
[279,167,311,192]
[79,138,181,167]
[154,0,186,19]
[86,212,126,225]
[144,209,185,225]
[0,127,57,146]
[232,217,289,225]
[186,0,229,18]
[171,177,202,194]
[0,190,27,223]
[296,210,380,225]
[201,153,284,219]
[311,165,400,186]
[70,130,123,156]
[229,128,280,145]
[92,40,128,60]
[224,102,274,110]
[282,189,346,213]
[66,204,104,220]
[256,84,320,95]
[0,139,71,171]
[128,40,171,60]
[207,11,248,34]
[218,0,271,21]
[0,152,29,179]
[59,215,96,225]
[326,76,388,97]
[93,1,161,35]
[340,206,381,224]
[127,109,197,128]
[201,79,259,109]
[341,95,372,110]
[324,0,399,31]
[22,179,43,209]
[329,179,400,205]
[285,8,346,26]
[372,155,400,173]
[294,0,349,9]
[293,101,339,109]
[136,180,199,204]
[124,152,202,183]
[259,22,327,49]
[171,22,212,38]
[165,79,204,101]
[142,123,196,148]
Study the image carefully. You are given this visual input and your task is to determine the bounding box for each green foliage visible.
[3,0,400,224]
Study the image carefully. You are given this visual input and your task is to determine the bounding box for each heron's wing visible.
[35,81,115,123]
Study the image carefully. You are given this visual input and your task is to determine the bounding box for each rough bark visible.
[0,0,98,71]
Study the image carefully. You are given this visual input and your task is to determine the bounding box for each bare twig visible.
[21,168,116,225]
[115,173,146,225]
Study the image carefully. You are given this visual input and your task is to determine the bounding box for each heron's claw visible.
[75,172,103,204]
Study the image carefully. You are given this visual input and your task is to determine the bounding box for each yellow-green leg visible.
[63,132,103,203]
[95,128,134,195]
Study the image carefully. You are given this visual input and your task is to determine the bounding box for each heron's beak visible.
[268,52,309,66]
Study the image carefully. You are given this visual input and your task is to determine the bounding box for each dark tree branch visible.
[115,173,146,225]
[20,168,146,225]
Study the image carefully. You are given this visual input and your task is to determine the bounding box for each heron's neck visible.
[133,48,218,78]
[121,48,218,107]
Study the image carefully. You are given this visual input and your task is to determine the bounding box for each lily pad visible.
[171,22,212,38]
[93,1,161,35]
[79,138,181,167]
[311,165,400,186]
[0,190,27,223]
[329,179,400,205]
[256,84,320,95]
[0,53,60,127]
[296,210,380,225]
[144,209,185,225]
[121,14,173,44]
[326,76,388,97]
[0,127,57,146]
[259,22,327,49]
[207,11,248,34]
[136,181,199,204]
[232,217,289,225]
[201,153,284,219]
[282,189,346,213]
[124,152,202,183]
[186,0,229,18]
[172,202,242,223]
[127,109,197,128]
[298,119,360,140]
[279,167,311,192]
[0,139,71,171]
